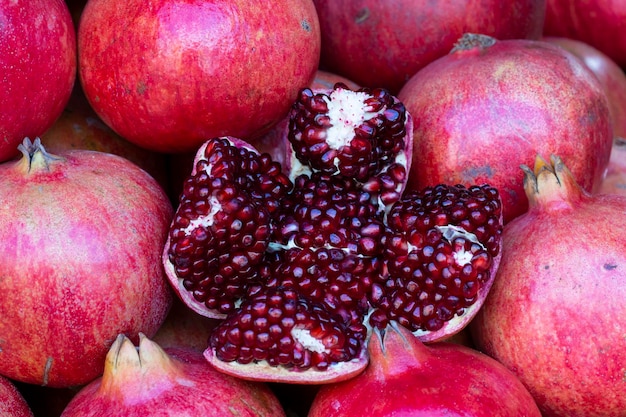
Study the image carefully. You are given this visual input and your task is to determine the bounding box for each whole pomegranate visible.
[78,0,321,153]
[0,138,173,387]
[308,323,541,416]
[0,376,33,417]
[544,36,626,139]
[0,0,76,162]
[471,155,626,416]
[163,83,504,384]
[544,0,626,68]
[313,0,546,93]
[60,334,286,416]
[399,33,613,223]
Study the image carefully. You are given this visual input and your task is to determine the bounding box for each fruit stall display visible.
[1,0,625,416]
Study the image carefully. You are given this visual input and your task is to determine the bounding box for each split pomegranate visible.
[313,0,546,93]
[0,0,76,162]
[471,155,626,416]
[163,83,504,383]
[78,0,321,153]
[0,376,33,417]
[308,323,541,416]
[399,33,613,223]
[59,334,286,416]
[0,138,173,387]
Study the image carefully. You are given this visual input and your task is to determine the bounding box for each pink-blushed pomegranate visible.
[78,0,321,153]
[0,376,33,417]
[164,83,504,383]
[59,334,286,416]
[399,33,613,224]
[471,155,626,417]
[0,0,76,162]
[0,138,173,388]
[544,0,626,68]
[313,0,546,93]
[544,36,626,139]
[600,138,626,196]
[308,323,542,417]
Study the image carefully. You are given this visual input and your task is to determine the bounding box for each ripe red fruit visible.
[0,139,173,387]
[399,34,613,223]
[78,0,321,153]
[308,323,542,417]
[471,155,626,416]
[0,376,33,417]
[0,0,76,162]
[313,0,546,93]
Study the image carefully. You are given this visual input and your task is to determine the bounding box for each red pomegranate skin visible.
[399,37,613,223]
[313,0,546,93]
[600,139,626,196]
[544,0,626,68]
[0,144,174,388]
[308,325,541,417]
[78,0,321,154]
[0,0,76,162]
[0,376,33,417]
[471,157,626,416]
[544,36,626,140]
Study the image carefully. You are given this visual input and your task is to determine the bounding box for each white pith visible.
[291,327,328,354]
[435,225,484,266]
[180,196,221,235]
[324,89,377,151]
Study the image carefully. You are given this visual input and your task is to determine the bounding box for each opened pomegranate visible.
[399,33,613,223]
[0,0,76,162]
[308,322,541,416]
[0,376,33,417]
[471,155,626,416]
[163,83,504,383]
[60,334,286,416]
[313,0,546,93]
[0,138,173,387]
[78,0,321,153]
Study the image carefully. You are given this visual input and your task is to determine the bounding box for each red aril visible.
[0,377,33,417]
[308,323,541,416]
[313,0,546,93]
[0,0,76,162]
[0,139,173,387]
[471,155,626,416]
[78,0,321,153]
[59,334,286,416]
[399,34,613,223]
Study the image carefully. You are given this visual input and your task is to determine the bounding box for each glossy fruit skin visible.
[308,324,541,417]
[544,0,626,68]
[0,376,33,417]
[0,142,173,388]
[313,0,546,93]
[471,157,626,416]
[399,36,613,223]
[544,36,626,139]
[78,0,321,153]
[0,0,76,162]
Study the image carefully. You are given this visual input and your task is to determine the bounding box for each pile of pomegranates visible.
[3,0,626,416]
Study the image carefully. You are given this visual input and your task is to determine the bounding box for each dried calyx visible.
[163,83,503,383]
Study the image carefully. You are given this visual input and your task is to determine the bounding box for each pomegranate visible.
[471,155,626,416]
[0,377,33,417]
[78,0,321,153]
[544,36,626,139]
[59,334,286,416]
[544,0,626,68]
[399,33,613,223]
[163,83,504,383]
[600,138,626,196]
[308,323,541,416]
[313,0,546,93]
[0,0,76,162]
[0,138,173,387]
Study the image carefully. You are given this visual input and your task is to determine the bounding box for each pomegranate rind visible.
[203,345,368,384]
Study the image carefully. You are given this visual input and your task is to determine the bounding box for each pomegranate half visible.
[471,155,626,416]
[0,139,173,387]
